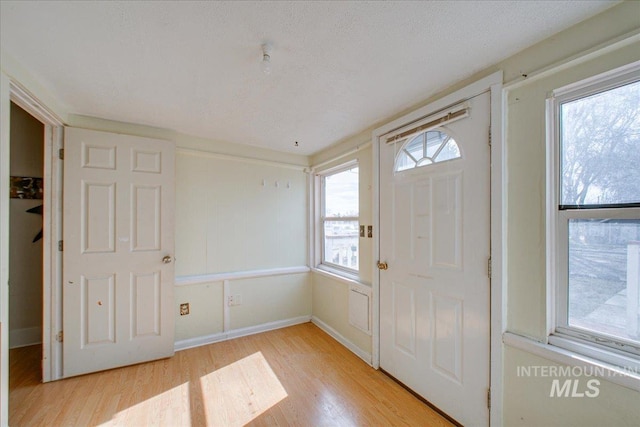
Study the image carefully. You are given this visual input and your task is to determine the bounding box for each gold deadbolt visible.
[377,261,388,270]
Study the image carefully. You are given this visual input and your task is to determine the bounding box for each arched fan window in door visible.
[395,129,461,172]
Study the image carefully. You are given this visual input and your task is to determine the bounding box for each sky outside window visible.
[325,167,359,217]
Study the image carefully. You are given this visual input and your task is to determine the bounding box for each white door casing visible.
[63,127,175,378]
[379,91,491,426]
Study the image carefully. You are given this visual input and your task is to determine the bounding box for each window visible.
[320,163,359,273]
[395,129,461,172]
[548,64,640,366]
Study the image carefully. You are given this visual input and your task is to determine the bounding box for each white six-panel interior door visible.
[63,127,175,378]
[379,91,491,426]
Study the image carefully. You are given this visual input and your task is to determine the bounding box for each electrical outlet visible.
[180,302,189,316]
[227,294,243,306]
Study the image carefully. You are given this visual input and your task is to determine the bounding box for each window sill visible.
[312,266,370,289]
[503,332,640,392]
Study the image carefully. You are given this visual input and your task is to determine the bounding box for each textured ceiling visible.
[0,1,616,155]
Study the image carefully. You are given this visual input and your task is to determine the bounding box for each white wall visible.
[504,346,640,426]
[175,281,224,341]
[175,272,312,344]
[173,148,311,342]
[312,272,372,355]
[8,102,43,348]
[175,150,307,276]
[229,274,311,330]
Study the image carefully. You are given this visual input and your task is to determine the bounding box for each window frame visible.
[546,62,640,369]
[318,160,360,276]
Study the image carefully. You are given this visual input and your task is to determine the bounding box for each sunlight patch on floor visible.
[200,351,288,426]
[98,382,191,426]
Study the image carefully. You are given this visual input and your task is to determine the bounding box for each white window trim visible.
[546,61,640,377]
[315,159,360,278]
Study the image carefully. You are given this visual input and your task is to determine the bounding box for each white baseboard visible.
[174,315,312,352]
[311,316,372,366]
[9,326,42,349]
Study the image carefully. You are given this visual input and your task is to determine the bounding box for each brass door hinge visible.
[58,240,63,251]
[59,148,64,160]
[56,331,63,342]
[488,256,492,279]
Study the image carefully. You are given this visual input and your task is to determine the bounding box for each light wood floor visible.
[10,322,452,426]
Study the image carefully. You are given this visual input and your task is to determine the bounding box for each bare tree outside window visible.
[561,81,640,207]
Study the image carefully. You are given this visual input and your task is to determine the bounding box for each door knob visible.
[377,261,388,270]
[162,255,173,264]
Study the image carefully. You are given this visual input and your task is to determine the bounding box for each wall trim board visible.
[177,147,308,171]
[0,51,69,123]
[310,141,372,171]
[66,114,309,167]
[1,71,11,427]
[311,315,373,366]
[9,80,64,127]
[174,315,311,352]
[503,332,640,392]
[175,266,310,287]
[489,75,506,427]
[504,29,640,90]
[9,326,42,349]
[6,77,65,385]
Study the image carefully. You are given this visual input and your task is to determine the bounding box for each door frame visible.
[371,71,504,425]
[3,78,64,384]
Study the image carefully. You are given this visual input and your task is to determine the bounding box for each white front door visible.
[63,127,175,378]
[379,91,491,426]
